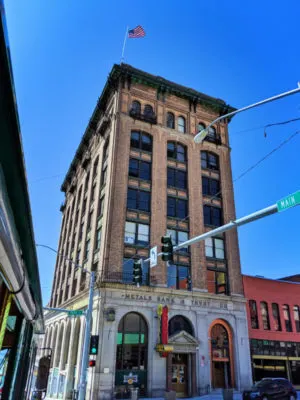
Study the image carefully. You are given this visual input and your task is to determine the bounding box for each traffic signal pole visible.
[78,270,95,400]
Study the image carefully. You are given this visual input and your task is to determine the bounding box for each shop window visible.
[283,304,293,332]
[272,303,282,331]
[260,302,270,330]
[249,300,259,329]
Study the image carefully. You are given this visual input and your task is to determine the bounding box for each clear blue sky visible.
[4,0,300,305]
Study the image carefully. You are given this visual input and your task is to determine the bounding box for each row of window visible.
[131,101,220,141]
[249,300,300,333]
[131,131,220,171]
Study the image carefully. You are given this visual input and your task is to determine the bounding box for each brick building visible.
[243,274,300,386]
[43,64,252,399]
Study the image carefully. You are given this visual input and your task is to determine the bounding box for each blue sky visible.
[4,0,300,305]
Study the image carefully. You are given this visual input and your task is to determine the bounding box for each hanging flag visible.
[128,25,146,39]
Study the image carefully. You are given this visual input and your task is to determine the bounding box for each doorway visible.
[171,353,188,398]
[212,361,231,388]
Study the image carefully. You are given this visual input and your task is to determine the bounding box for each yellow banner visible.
[0,293,12,349]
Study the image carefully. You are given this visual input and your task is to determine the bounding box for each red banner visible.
[161,306,169,357]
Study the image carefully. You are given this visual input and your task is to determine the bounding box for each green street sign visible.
[68,310,84,317]
[277,190,300,212]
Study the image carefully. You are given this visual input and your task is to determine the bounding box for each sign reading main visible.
[277,190,300,212]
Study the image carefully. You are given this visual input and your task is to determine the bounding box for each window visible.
[124,222,150,246]
[167,142,186,162]
[144,104,153,117]
[203,205,222,226]
[249,300,259,329]
[79,222,84,241]
[201,151,219,171]
[207,126,217,140]
[127,189,151,212]
[87,211,93,231]
[167,229,188,252]
[131,100,141,114]
[82,198,87,215]
[95,228,102,250]
[202,177,220,197]
[76,249,81,266]
[130,131,152,152]
[93,156,99,179]
[178,116,186,133]
[169,315,194,336]
[260,302,270,330]
[272,303,282,331]
[207,269,228,295]
[205,237,225,259]
[167,264,191,290]
[84,239,91,260]
[293,306,300,332]
[198,122,206,133]
[167,168,187,189]
[91,184,96,203]
[103,140,109,161]
[167,197,188,219]
[97,196,104,217]
[283,305,292,332]
[84,172,90,192]
[101,165,107,187]
[122,258,149,285]
[129,158,151,181]
[167,112,175,129]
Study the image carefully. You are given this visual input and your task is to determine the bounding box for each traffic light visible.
[161,235,173,262]
[133,260,142,285]
[89,360,96,367]
[89,335,99,355]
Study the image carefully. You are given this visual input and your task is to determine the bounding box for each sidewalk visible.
[143,394,242,400]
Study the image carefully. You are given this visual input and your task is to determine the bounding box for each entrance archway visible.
[209,319,234,388]
[115,312,148,398]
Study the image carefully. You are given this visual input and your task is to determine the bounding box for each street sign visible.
[150,246,157,268]
[68,310,84,317]
[277,190,300,212]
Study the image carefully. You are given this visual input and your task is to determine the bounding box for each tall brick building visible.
[43,64,252,399]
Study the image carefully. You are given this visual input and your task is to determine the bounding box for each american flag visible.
[128,25,146,39]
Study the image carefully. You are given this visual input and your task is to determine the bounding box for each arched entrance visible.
[115,312,148,398]
[167,315,198,398]
[209,320,234,389]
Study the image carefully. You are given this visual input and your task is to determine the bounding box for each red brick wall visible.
[243,275,300,341]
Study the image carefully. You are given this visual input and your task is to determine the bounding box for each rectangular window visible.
[91,184,96,202]
[84,172,90,192]
[167,229,189,252]
[207,269,228,295]
[167,264,190,290]
[205,237,225,259]
[95,228,102,250]
[87,211,93,231]
[167,197,188,219]
[79,223,84,241]
[124,222,149,246]
[101,166,107,186]
[272,303,282,331]
[249,300,259,329]
[167,168,187,189]
[84,239,90,260]
[127,189,151,212]
[293,306,300,332]
[203,205,222,226]
[98,196,104,217]
[129,158,151,181]
[202,177,220,197]
[201,151,219,171]
[283,305,293,332]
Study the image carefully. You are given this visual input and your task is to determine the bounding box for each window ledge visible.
[127,208,150,215]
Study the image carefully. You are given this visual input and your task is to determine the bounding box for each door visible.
[171,354,188,397]
[212,362,225,388]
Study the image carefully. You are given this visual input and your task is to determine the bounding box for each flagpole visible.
[121,26,129,63]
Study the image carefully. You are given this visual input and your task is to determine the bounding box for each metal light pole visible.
[194,83,300,143]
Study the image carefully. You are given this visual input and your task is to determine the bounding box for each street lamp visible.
[194,83,300,143]
[36,243,96,400]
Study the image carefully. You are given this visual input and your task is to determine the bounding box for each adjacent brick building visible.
[243,274,300,386]
[43,64,252,399]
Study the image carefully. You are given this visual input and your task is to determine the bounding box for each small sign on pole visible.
[68,310,84,318]
[150,246,157,268]
[277,190,300,212]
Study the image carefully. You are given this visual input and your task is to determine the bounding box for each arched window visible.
[283,304,292,332]
[131,131,152,152]
[115,313,148,395]
[131,100,141,114]
[294,305,300,332]
[167,142,187,162]
[169,315,193,336]
[249,300,259,329]
[260,302,270,330]
[211,324,229,358]
[208,126,217,140]
[167,112,175,129]
[272,303,282,331]
[144,104,153,117]
[198,122,206,133]
[178,116,186,133]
